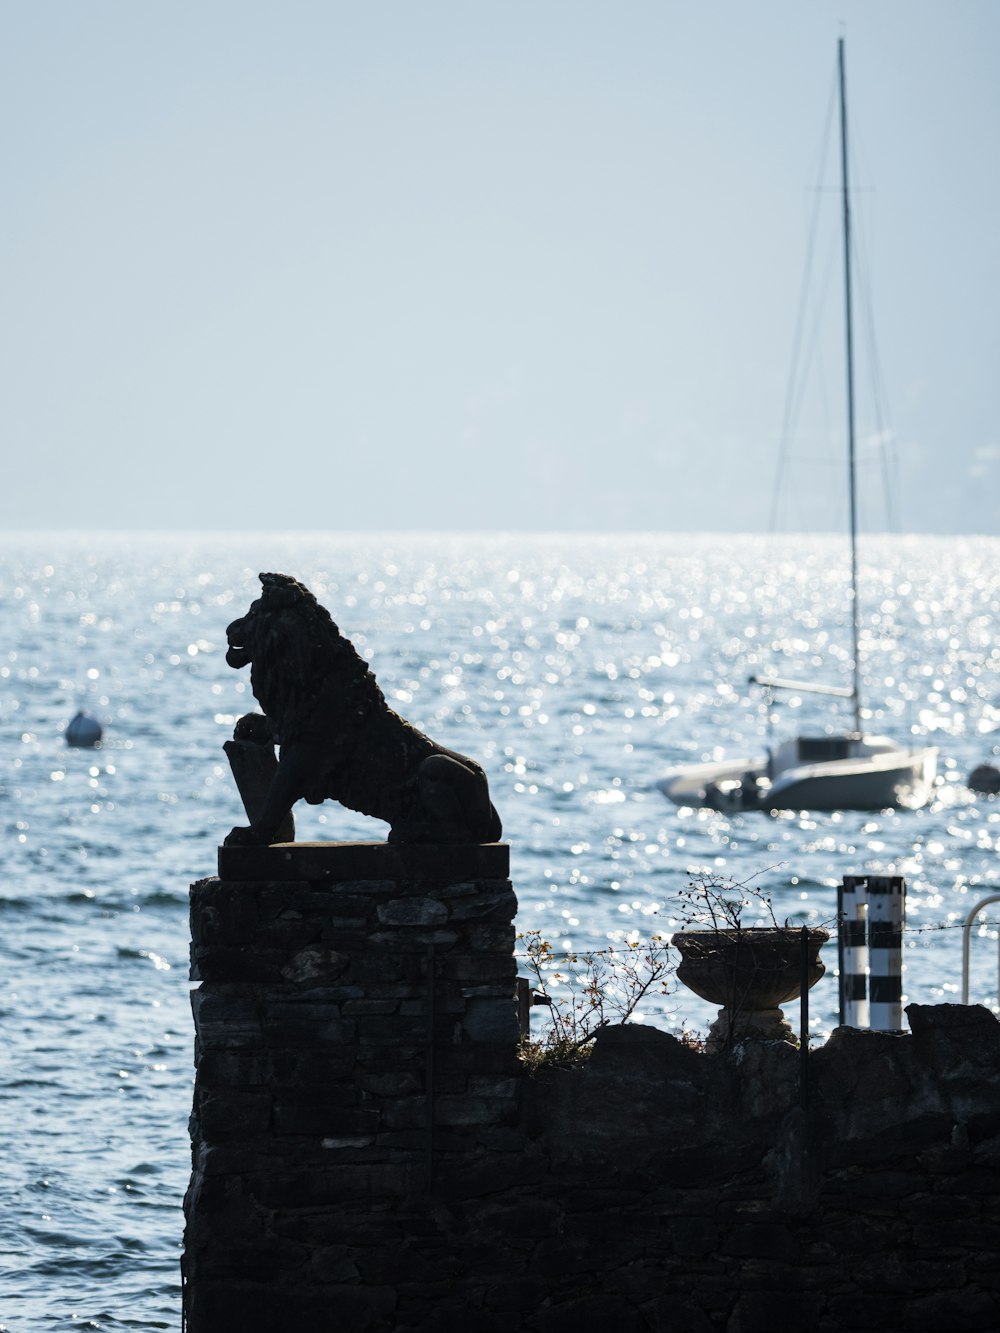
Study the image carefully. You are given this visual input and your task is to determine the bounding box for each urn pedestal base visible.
[705,1005,796,1052]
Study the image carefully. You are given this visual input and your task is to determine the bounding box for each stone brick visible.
[484,1276,550,1312]
[193,1087,272,1141]
[354,1013,428,1042]
[377,896,449,926]
[190,989,263,1050]
[273,1099,380,1137]
[468,923,517,952]
[279,945,350,983]
[379,1096,429,1131]
[370,928,459,950]
[189,881,259,944]
[191,943,289,983]
[194,1279,397,1331]
[195,1050,272,1087]
[358,1070,422,1097]
[461,997,520,1043]
[447,889,518,921]
[344,998,401,1016]
[525,1294,640,1333]
[638,1297,714,1333]
[261,1010,357,1048]
[728,1290,820,1333]
[671,1215,720,1257]
[433,1094,517,1128]
[903,1288,1000,1331]
[268,1048,356,1086]
[443,955,517,982]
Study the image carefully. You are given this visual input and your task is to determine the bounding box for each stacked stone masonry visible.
[184,851,1000,1332]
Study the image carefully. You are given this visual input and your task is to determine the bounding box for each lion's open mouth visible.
[225,616,253,668]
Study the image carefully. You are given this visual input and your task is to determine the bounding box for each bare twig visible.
[517,930,675,1069]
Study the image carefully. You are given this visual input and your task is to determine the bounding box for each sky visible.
[1,1,997,535]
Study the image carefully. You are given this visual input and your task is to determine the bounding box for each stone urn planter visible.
[673,926,829,1051]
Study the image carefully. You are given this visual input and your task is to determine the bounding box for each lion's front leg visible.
[224,741,324,846]
[224,715,295,843]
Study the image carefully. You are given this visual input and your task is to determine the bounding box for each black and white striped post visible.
[837,875,905,1030]
[838,875,870,1027]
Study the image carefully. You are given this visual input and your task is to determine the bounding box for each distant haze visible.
[1,1,997,534]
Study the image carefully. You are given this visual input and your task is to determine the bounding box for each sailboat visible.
[658,40,938,815]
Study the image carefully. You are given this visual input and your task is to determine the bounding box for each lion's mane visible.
[235,572,384,749]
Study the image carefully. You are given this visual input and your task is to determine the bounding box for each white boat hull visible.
[658,737,937,813]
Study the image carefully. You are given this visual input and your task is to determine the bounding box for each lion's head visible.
[225,572,384,735]
[226,573,318,669]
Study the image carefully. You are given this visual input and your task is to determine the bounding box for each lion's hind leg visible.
[402,753,501,844]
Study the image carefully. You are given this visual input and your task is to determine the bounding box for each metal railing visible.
[961,894,1000,1005]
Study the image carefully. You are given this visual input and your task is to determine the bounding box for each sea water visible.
[1,531,997,1329]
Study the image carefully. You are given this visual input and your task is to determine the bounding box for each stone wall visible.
[183,851,1000,1332]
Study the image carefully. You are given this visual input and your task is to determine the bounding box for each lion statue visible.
[223,572,502,847]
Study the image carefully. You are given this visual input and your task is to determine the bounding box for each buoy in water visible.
[968,763,1000,796]
[66,711,103,747]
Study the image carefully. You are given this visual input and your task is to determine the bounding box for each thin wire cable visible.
[838,77,899,534]
[514,918,1000,962]
[769,66,840,534]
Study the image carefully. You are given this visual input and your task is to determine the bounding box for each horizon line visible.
[0,527,995,541]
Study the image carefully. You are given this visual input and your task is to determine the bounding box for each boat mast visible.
[838,37,863,734]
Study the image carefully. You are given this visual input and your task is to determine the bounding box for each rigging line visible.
[851,223,898,532]
[768,67,839,534]
[842,97,899,533]
[787,235,842,525]
[839,36,862,732]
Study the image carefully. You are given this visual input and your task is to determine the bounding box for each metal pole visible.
[799,926,810,1113]
[868,876,904,1030]
[961,894,1000,1003]
[516,976,530,1037]
[841,875,870,1027]
[838,36,862,735]
[425,943,435,1191]
[836,876,845,1024]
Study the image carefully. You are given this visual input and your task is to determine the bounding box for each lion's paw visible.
[224,825,262,847]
